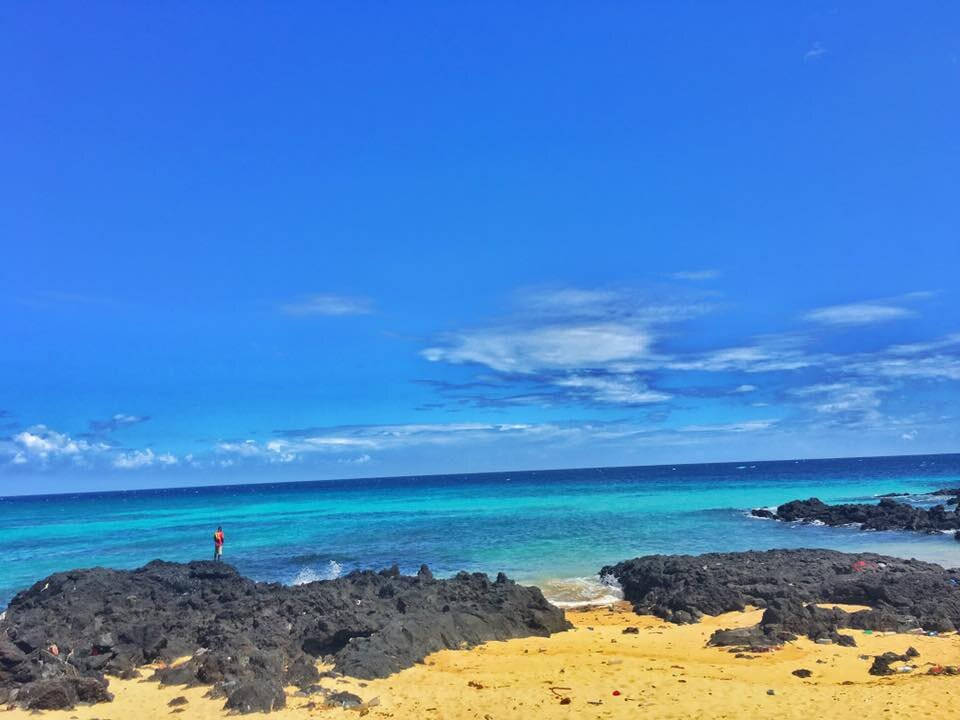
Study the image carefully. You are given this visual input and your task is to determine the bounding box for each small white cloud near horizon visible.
[732,384,757,393]
[1,424,183,471]
[668,269,721,281]
[7,425,109,466]
[901,430,918,441]
[113,448,178,469]
[804,303,915,326]
[280,294,374,316]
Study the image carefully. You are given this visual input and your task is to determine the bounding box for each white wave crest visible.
[291,560,343,586]
[540,574,624,609]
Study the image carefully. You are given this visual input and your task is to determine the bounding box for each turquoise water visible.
[2,453,959,608]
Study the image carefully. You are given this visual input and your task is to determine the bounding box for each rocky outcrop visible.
[601,549,960,649]
[0,561,570,712]
[868,647,919,676]
[750,497,960,534]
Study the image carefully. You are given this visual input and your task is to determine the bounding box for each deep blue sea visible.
[2,453,959,610]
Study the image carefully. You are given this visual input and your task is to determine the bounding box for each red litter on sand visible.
[612,690,621,696]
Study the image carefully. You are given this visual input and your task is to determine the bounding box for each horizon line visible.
[2,449,957,501]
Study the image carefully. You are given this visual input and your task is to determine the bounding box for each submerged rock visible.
[0,560,570,712]
[601,549,960,647]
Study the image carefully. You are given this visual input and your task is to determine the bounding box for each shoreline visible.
[4,603,959,719]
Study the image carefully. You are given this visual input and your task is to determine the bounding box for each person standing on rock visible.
[213,526,225,561]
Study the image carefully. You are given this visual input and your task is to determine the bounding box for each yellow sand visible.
[7,602,960,719]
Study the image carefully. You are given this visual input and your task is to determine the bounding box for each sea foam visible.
[540,573,624,608]
[291,560,343,586]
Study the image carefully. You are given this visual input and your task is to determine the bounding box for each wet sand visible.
[6,602,960,719]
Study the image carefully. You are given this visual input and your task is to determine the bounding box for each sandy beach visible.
[6,601,959,720]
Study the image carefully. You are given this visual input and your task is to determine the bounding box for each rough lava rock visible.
[601,549,960,648]
[751,497,960,535]
[0,560,570,713]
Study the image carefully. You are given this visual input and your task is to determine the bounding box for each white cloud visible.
[804,42,827,62]
[113,449,179,469]
[804,303,915,326]
[901,430,918,441]
[790,383,885,423]
[420,287,723,407]
[847,356,960,381]
[664,344,816,373]
[732,384,757,393]
[423,323,654,373]
[89,413,149,434]
[280,294,374,316]
[679,419,777,433]
[1,424,182,471]
[516,288,714,323]
[8,425,109,466]
[520,288,622,315]
[221,422,587,464]
[668,270,721,281]
[553,375,671,405]
[886,333,960,356]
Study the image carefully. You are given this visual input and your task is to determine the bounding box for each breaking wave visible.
[539,573,623,608]
[290,560,343,586]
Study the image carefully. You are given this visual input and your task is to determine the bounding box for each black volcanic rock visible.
[0,560,570,712]
[751,497,960,534]
[869,649,918,676]
[601,549,960,648]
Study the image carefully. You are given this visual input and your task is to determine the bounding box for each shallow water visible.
[2,453,959,608]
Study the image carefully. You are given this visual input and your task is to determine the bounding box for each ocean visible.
[2,453,959,610]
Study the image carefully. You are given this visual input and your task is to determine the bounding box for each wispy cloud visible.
[804,41,827,62]
[667,269,721,281]
[663,341,818,373]
[216,417,789,466]
[423,323,654,373]
[846,356,960,381]
[88,413,150,436]
[280,294,374,316]
[113,448,178,469]
[5,425,110,467]
[791,382,884,416]
[421,286,715,406]
[552,375,672,405]
[732,384,757,393]
[678,419,777,433]
[803,303,915,326]
[886,333,960,356]
[1,424,179,471]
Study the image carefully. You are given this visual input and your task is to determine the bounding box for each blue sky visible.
[2,3,959,494]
